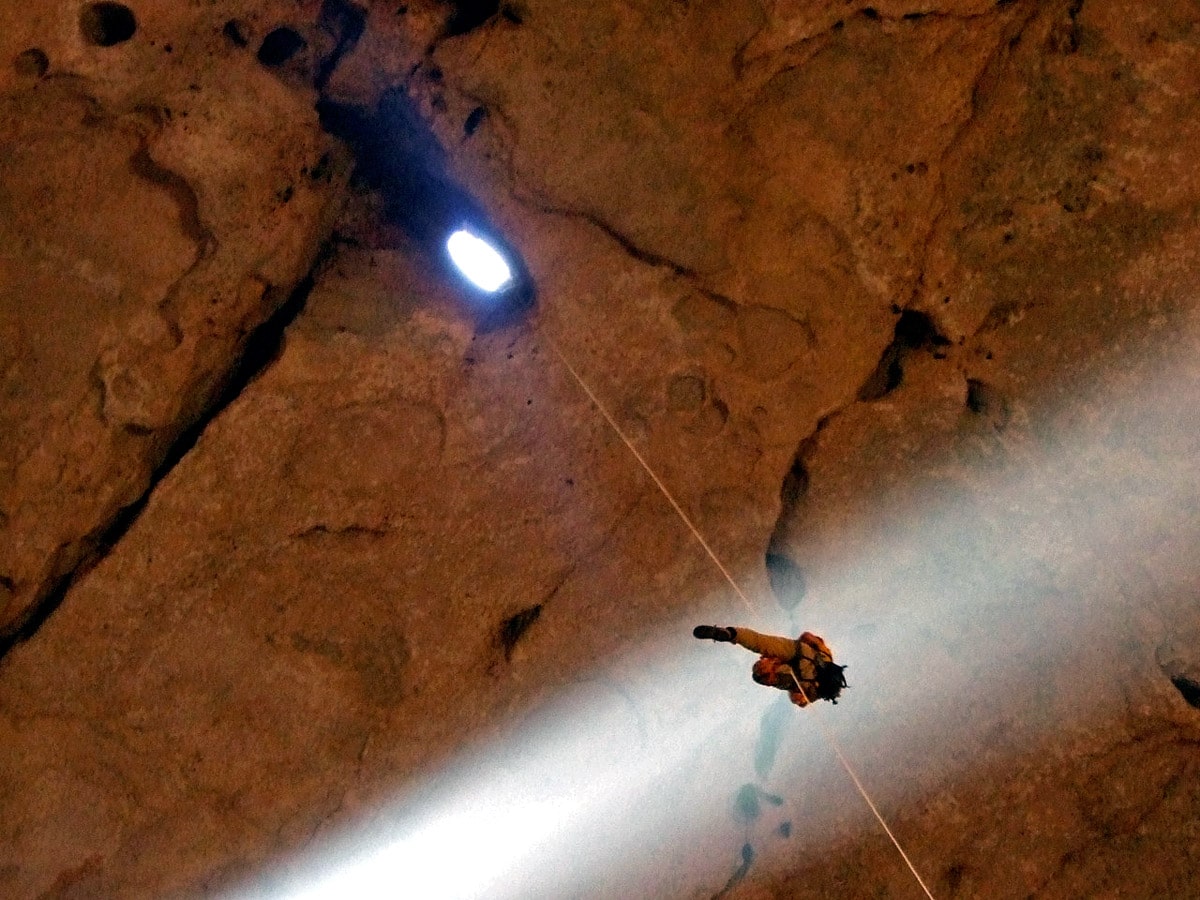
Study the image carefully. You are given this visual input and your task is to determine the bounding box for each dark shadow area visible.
[499,603,542,661]
[1170,674,1200,709]
[779,447,811,511]
[754,694,793,778]
[733,783,784,825]
[250,1,365,90]
[257,27,307,67]
[79,2,137,47]
[317,90,536,331]
[222,19,249,48]
[857,309,950,401]
[714,843,755,898]
[965,377,1010,429]
[13,48,50,79]
[315,0,367,90]
[445,0,501,37]
[765,551,806,611]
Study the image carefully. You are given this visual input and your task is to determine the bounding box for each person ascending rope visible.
[693,626,847,707]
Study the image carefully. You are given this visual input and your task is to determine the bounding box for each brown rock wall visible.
[0,0,351,637]
[3,0,1200,897]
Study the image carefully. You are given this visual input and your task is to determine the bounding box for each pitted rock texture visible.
[0,0,352,637]
[4,0,1200,898]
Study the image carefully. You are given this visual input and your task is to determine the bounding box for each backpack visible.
[795,632,848,704]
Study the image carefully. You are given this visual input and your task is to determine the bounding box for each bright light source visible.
[447,229,514,293]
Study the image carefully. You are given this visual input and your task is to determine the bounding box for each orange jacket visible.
[751,632,837,707]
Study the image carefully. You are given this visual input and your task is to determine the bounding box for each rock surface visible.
[3,0,1200,898]
[0,0,351,638]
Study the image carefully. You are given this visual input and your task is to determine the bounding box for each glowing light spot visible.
[447,229,514,293]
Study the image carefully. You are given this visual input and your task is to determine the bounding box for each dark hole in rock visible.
[862,6,880,20]
[778,820,792,838]
[765,552,806,611]
[499,603,542,660]
[13,48,49,78]
[857,309,948,401]
[711,397,730,426]
[464,105,487,136]
[316,0,367,89]
[320,0,367,44]
[80,2,138,47]
[734,784,760,822]
[310,151,334,182]
[317,92,536,328]
[1170,674,1200,709]
[946,862,967,892]
[779,453,809,509]
[257,27,307,67]
[446,0,500,36]
[501,4,524,25]
[895,307,948,347]
[715,840,755,894]
[223,19,249,47]
[965,378,1009,429]
[965,379,988,413]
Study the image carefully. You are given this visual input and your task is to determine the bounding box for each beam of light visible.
[282,798,578,900]
[446,229,514,293]
[236,330,1200,898]
[240,668,810,900]
[545,333,933,895]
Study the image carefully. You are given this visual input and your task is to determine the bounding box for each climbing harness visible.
[545,333,936,900]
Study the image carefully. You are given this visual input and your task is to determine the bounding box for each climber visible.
[693,625,847,708]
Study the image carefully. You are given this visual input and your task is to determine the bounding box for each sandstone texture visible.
[3,0,1200,898]
[0,0,352,638]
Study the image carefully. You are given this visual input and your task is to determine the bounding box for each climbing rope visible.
[545,336,754,614]
[544,334,936,900]
[787,675,935,899]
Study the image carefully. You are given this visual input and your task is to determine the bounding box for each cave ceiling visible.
[3,1,1200,897]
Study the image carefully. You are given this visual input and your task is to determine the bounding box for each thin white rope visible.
[545,336,753,614]
[788,675,936,899]
[545,333,935,900]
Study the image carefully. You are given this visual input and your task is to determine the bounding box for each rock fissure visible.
[6,2,1200,896]
[290,522,395,540]
[519,193,698,279]
[0,262,325,660]
[514,190,752,320]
